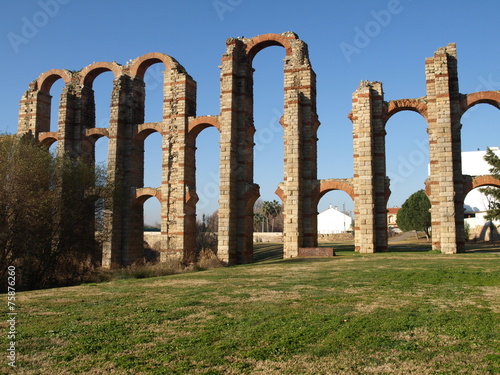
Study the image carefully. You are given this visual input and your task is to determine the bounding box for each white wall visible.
[317,206,352,234]
[462,147,500,176]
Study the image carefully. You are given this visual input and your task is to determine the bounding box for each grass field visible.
[2,242,499,374]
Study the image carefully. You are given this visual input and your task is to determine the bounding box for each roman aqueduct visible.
[17,32,500,267]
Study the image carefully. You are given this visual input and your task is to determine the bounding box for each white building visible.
[462,147,500,176]
[317,205,353,234]
[462,147,500,240]
[462,147,500,212]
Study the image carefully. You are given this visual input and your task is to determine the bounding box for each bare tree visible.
[196,210,218,256]
[0,135,113,291]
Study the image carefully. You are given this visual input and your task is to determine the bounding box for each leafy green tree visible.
[396,190,431,240]
[479,148,500,221]
[0,135,113,290]
[262,200,282,232]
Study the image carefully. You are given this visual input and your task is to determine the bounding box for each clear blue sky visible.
[1,0,500,225]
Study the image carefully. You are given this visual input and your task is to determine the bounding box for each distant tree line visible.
[253,200,283,232]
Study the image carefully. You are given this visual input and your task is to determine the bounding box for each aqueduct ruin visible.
[17,33,500,267]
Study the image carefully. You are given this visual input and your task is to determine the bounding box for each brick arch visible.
[314,179,355,206]
[275,185,285,202]
[460,91,500,116]
[188,116,220,137]
[134,123,162,141]
[128,52,180,79]
[385,98,428,122]
[244,184,261,212]
[37,69,72,93]
[245,32,297,63]
[38,132,58,148]
[464,175,500,196]
[79,62,122,87]
[85,128,109,139]
[135,187,162,205]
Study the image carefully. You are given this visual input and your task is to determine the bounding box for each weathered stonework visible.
[17,35,500,266]
[350,43,500,254]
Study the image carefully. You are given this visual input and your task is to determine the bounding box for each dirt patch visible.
[480,286,500,312]
[141,278,215,288]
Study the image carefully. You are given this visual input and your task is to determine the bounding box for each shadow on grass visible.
[465,241,500,254]
[253,243,283,263]
[252,240,500,262]
[387,243,432,252]
[253,242,356,263]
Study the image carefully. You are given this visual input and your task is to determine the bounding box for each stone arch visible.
[85,128,109,139]
[185,116,221,202]
[384,102,430,209]
[385,98,428,122]
[218,32,317,264]
[132,126,163,189]
[135,187,162,205]
[79,62,122,87]
[38,132,58,148]
[36,69,72,93]
[245,32,297,62]
[460,91,500,116]
[128,52,180,78]
[188,116,220,137]
[186,116,221,225]
[31,69,74,140]
[134,123,163,141]
[314,179,356,240]
[246,34,289,260]
[244,184,261,212]
[82,129,109,162]
[314,179,355,206]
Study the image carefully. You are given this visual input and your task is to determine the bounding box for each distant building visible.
[462,147,500,240]
[387,207,400,232]
[317,205,353,234]
[462,147,500,214]
[462,147,500,176]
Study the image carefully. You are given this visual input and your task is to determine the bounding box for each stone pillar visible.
[161,67,197,262]
[351,81,388,253]
[18,77,78,158]
[426,44,464,253]
[18,82,40,136]
[56,84,79,157]
[218,38,250,265]
[126,77,148,266]
[184,120,199,262]
[102,74,145,267]
[77,84,97,160]
[282,38,318,257]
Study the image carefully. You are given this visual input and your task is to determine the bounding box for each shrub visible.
[196,249,226,270]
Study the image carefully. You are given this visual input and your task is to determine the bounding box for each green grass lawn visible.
[2,243,499,374]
